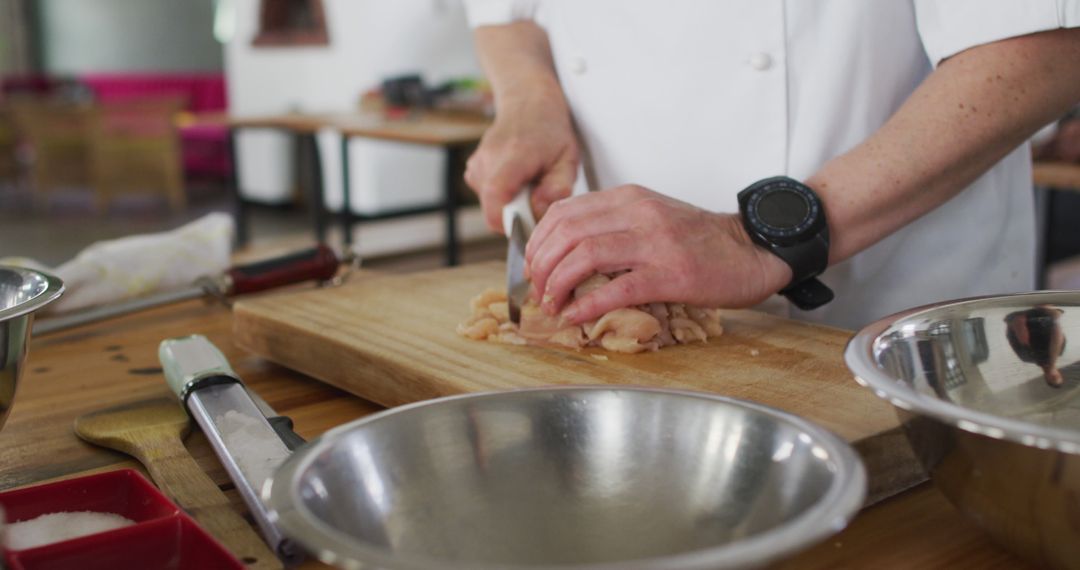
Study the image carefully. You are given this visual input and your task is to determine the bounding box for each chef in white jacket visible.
[461,0,1080,330]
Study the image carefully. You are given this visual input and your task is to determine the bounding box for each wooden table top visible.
[0,284,1029,569]
[228,110,491,146]
[1034,160,1080,191]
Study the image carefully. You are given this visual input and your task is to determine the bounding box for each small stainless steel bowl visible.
[266,386,866,570]
[0,266,63,432]
[846,291,1080,569]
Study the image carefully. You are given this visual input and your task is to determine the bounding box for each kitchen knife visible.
[160,334,305,566]
[502,188,536,324]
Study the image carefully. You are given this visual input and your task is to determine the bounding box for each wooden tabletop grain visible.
[0,289,1029,569]
[1034,160,1080,191]
[228,110,490,146]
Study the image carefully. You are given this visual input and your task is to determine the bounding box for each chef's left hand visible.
[525,185,793,324]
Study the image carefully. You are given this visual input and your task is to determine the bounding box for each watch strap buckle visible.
[780,277,834,311]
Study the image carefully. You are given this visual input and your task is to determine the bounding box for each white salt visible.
[216,409,288,484]
[4,511,134,550]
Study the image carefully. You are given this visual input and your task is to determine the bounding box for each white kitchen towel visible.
[1,213,234,314]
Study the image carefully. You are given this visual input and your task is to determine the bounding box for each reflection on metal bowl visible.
[846,291,1080,569]
[266,387,866,570]
[0,266,63,433]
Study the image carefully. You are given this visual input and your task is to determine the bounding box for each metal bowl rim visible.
[266,385,867,570]
[0,266,64,322]
[845,290,1080,454]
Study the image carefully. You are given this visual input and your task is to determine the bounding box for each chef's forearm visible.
[808,27,1080,265]
[473,21,568,116]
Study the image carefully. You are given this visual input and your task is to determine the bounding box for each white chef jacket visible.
[465,0,1080,330]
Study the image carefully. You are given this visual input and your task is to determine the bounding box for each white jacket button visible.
[748,52,773,71]
[570,57,587,74]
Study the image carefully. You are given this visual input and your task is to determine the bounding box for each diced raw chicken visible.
[470,289,505,313]
[458,277,723,353]
[495,331,528,345]
[549,327,588,349]
[457,315,500,340]
[488,301,510,322]
[599,333,657,354]
[687,306,724,336]
[585,308,662,343]
[518,304,576,342]
[643,303,676,347]
[670,317,707,344]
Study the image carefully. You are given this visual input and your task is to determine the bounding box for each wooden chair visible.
[0,108,19,183]
[89,97,187,212]
[7,100,94,208]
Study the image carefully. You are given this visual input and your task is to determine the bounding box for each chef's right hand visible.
[465,99,580,233]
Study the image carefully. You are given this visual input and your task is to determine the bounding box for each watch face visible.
[745,181,822,243]
[757,189,809,229]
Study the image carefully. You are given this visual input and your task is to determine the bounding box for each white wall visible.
[226,0,480,114]
[0,1,32,75]
[225,0,490,256]
[38,0,223,73]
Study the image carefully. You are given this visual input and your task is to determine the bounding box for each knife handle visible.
[502,188,536,236]
[226,244,339,296]
[160,335,239,402]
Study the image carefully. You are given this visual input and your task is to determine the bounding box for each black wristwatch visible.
[737,176,834,311]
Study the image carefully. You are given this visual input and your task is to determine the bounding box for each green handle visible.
[159,334,239,402]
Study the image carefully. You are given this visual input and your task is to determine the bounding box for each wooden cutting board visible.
[233,261,923,503]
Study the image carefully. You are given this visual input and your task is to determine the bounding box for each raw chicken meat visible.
[457,274,723,353]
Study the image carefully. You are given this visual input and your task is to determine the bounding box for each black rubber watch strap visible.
[769,231,829,284]
[781,277,835,311]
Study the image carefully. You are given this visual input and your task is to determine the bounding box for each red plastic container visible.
[0,469,244,569]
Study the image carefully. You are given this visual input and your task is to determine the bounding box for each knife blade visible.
[503,188,536,324]
[160,335,305,566]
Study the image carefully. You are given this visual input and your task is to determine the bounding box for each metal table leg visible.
[341,133,354,248]
[304,133,327,244]
[228,128,249,248]
[444,145,462,266]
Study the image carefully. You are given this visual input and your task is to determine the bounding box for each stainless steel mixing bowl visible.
[265,386,866,570]
[846,291,1080,569]
[0,266,63,432]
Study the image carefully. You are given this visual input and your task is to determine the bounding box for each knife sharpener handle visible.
[160,335,306,448]
[160,334,239,402]
[227,244,339,296]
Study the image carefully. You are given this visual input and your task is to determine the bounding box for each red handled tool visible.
[34,245,340,335]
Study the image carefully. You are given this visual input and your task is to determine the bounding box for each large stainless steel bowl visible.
[846,291,1080,569]
[0,266,63,432]
[265,387,866,570]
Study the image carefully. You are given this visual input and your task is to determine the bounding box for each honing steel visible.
[35,244,340,335]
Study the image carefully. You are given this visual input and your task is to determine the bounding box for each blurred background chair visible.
[0,108,19,184]
[89,97,187,212]
[80,73,231,184]
[7,100,94,209]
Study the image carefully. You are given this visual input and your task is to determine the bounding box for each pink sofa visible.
[79,73,232,180]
